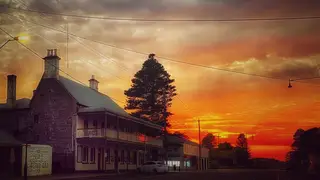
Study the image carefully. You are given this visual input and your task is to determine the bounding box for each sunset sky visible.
[1,0,320,161]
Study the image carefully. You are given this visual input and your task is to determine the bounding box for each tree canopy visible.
[235,133,251,166]
[124,54,177,128]
[286,127,320,177]
[202,133,217,150]
[236,133,248,149]
[172,131,189,140]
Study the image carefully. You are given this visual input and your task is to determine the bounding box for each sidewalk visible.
[10,172,130,180]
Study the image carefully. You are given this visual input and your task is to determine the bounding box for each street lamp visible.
[288,79,293,88]
[0,36,20,49]
[24,143,30,180]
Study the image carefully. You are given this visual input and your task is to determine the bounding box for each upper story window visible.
[93,120,97,128]
[34,114,39,124]
[101,122,105,129]
[83,120,88,129]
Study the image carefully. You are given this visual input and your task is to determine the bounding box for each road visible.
[66,169,288,180]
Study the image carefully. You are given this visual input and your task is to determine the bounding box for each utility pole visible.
[116,116,119,174]
[198,119,201,171]
[66,23,69,68]
[162,94,168,164]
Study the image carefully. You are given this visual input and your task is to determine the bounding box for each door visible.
[114,150,118,172]
[98,148,101,171]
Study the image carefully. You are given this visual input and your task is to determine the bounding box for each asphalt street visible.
[66,169,288,180]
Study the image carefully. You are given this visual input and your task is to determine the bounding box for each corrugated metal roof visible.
[58,76,129,117]
[58,76,162,130]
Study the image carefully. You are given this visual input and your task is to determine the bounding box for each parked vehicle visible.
[137,161,169,173]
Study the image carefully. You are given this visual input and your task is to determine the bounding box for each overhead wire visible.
[4,12,320,87]
[3,12,200,116]
[7,6,320,22]
[0,26,126,105]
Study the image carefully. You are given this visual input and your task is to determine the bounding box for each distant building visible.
[0,49,164,173]
[166,134,209,170]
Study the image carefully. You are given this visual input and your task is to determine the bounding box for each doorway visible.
[98,148,104,171]
[114,150,118,172]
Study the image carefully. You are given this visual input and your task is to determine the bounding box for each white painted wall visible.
[21,144,52,176]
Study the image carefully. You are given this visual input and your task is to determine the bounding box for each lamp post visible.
[23,126,32,180]
[24,143,31,180]
[0,36,20,49]
[288,79,293,88]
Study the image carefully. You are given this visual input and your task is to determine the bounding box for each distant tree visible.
[236,133,248,148]
[172,131,189,140]
[202,133,217,150]
[124,54,177,128]
[218,142,233,150]
[235,133,251,167]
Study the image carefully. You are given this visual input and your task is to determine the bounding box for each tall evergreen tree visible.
[124,54,177,128]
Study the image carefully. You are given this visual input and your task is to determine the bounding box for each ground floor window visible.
[126,150,130,164]
[82,146,89,163]
[77,145,82,162]
[90,147,95,163]
[134,151,137,164]
[105,149,110,163]
[120,150,125,164]
[167,160,180,167]
[184,160,191,167]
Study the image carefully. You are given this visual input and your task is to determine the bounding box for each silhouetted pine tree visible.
[124,54,177,128]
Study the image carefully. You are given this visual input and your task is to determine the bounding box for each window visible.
[90,148,95,163]
[77,145,82,162]
[34,115,39,124]
[127,150,130,163]
[120,150,125,164]
[35,134,40,142]
[101,122,105,129]
[84,120,88,129]
[93,120,97,128]
[105,149,110,163]
[133,151,137,164]
[82,146,89,163]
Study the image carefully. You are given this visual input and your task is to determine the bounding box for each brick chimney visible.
[43,49,61,79]
[6,75,16,108]
[89,75,99,91]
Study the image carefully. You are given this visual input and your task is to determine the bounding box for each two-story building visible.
[166,134,209,170]
[0,49,164,173]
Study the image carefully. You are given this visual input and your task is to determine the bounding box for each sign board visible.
[21,144,52,176]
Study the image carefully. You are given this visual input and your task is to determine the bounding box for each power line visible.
[5,12,320,87]
[0,26,126,105]
[1,13,287,81]
[7,6,320,22]
[9,14,129,82]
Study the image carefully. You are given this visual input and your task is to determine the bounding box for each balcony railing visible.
[77,129,163,147]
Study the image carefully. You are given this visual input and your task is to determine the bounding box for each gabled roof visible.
[58,76,162,130]
[58,76,129,117]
